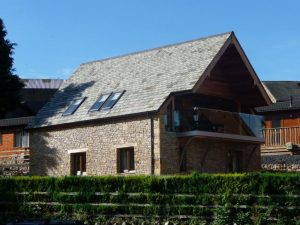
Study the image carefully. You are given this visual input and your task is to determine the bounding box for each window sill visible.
[119,170,135,175]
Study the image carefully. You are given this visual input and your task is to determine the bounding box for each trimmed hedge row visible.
[1,192,300,206]
[1,172,300,194]
[1,173,300,224]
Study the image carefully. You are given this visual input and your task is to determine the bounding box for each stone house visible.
[0,79,63,175]
[257,81,300,171]
[28,32,271,176]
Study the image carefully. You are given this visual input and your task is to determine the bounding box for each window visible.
[164,103,173,131]
[102,91,124,109]
[22,131,29,148]
[272,119,281,128]
[117,147,135,173]
[14,131,22,147]
[89,93,111,112]
[14,131,29,148]
[63,97,86,116]
[71,152,86,176]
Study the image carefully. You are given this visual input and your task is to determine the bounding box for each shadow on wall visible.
[29,81,95,175]
[30,132,60,175]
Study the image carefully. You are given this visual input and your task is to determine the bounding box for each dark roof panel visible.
[22,79,64,89]
[256,97,300,113]
[263,81,300,102]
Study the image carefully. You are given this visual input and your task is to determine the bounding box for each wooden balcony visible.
[262,127,300,154]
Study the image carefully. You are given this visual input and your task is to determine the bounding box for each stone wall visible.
[30,116,160,176]
[186,140,261,173]
[158,115,180,174]
[262,155,300,172]
[0,154,29,176]
[158,114,261,173]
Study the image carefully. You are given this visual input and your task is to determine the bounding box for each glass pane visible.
[111,92,121,100]
[22,131,29,148]
[272,119,281,128]
[130,148,135,171]
[81,153,86,172]
[63,98,85,116]
[102,92,123,109]
[74,99,83,105]
[14,132,22,147]
[166,107,264,138]
[72,153,86,176]
[89,94,110,111]
[120,149,128,172]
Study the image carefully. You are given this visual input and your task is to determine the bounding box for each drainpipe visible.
[149,114,155,175]
[289,96,293,108]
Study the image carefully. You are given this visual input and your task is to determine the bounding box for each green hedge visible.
[1,172,300,224]
[1,172,300,194]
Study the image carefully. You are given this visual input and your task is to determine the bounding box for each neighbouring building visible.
[0,79,63,175]
[28,32,271,176]
[257,81,300,171]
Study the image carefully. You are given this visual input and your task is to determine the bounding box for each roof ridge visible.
[81,31,233,66]
[22,78,64,81]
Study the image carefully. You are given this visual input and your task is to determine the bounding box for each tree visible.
[0,18,24,118]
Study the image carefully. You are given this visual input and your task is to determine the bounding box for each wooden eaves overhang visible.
[192,32,272,107]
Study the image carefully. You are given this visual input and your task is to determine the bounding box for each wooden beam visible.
[192,34,233,92]
[176,130,265,144]
[231,35,272,105]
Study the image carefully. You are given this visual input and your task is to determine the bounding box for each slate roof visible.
[22,79,64,89]
[256,97,300,113]
[28,32,232,129]
[263,81,300,102]
[256,81,300,113]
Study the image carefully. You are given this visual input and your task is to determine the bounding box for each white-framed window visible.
[117,147,135,173]
[14,131,29,148]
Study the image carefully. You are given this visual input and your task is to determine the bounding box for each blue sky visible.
[1,0,300,81]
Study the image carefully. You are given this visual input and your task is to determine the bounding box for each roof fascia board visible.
[26,110,157,131]
[262,83,277,103]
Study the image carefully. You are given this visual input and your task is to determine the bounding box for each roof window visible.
[102,91,124,110]
[62,97,86,116]
[89,93,111,112]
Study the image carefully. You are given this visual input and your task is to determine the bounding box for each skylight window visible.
[62,97,86,116]
[89,93,111,112]
[102,91,124,109]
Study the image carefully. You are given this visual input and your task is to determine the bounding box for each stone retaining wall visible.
[0,154,30,176]
[262,155,300,172]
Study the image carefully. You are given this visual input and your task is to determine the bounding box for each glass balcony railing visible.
[164,107,264,138]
